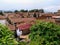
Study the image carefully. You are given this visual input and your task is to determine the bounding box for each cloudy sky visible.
[0,0,60,12]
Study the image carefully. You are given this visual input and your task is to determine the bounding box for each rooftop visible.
[0,15,6,20]
[52,16,60,18]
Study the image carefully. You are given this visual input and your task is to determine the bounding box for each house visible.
[22,12,29,18]
[54,10,60,16]
[52,16,60,24]
[7,13,23,25]
[28,12,34,18]
[38,19,55,23]
[18,12,35,18]
[37,13,55,20]
[15,23,32,41]
[58,10,60,13]
[7,16,36,31]
[8,17,36,25]
[17,23,32,35]
[7,24,15,31]
[0,15,6,25]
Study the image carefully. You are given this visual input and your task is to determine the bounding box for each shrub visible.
[0,24,18,45]
[29,21,60,45]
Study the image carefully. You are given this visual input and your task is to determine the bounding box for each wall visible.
[0,20,6,25]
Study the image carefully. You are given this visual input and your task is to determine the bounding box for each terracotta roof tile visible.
[39,19,55,23]
[9,17,36,23]
[7,24,15,31]
[18,23,32,30]
[40,13,55,16]
[0,15,6,20]
[52,16,60,18]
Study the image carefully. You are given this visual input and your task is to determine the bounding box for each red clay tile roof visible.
[7,24,15,31]
[39,13,55,17]
[8,14,21,18]
[52,16,60,18]
[9,17,36,23]
[18,23,32,30]
[55,13,60,16]
[0,15,6,20]
[38,19,55,23]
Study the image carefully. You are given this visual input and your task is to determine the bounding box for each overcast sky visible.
[0,0,60,12]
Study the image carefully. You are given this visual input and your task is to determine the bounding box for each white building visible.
[0,15,6,25]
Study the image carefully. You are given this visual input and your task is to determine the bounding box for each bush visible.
[18,42,27,45]
[0,24,18,45]
[29,21,60,45]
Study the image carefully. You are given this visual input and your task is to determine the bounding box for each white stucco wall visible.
[0,20,6,25]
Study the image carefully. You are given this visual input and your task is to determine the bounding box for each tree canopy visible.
[29,9,44,13]
[0,11,4,15]
[0,24,27,45]
[0,24,18,45]
[20,9,28,12]
[29,21,60,45]
[14,10,19,13]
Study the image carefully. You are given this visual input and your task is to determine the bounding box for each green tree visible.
[4,11,13,13]
[0,11,4,15]
[14,10,19,13]
[29,21,60,45]
[39,9,44,13]
[29,9,38,12]
[29,10,34,12]
[0,24,27,45]
[29,9,44,13]
[20,9,28,12]
[0,24,18,45]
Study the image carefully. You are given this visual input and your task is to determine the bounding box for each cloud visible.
[44,5,60,12]
[0,0,53,4]
[2,0,28,4]
[44,6,60,9]
[0,0,60,12]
